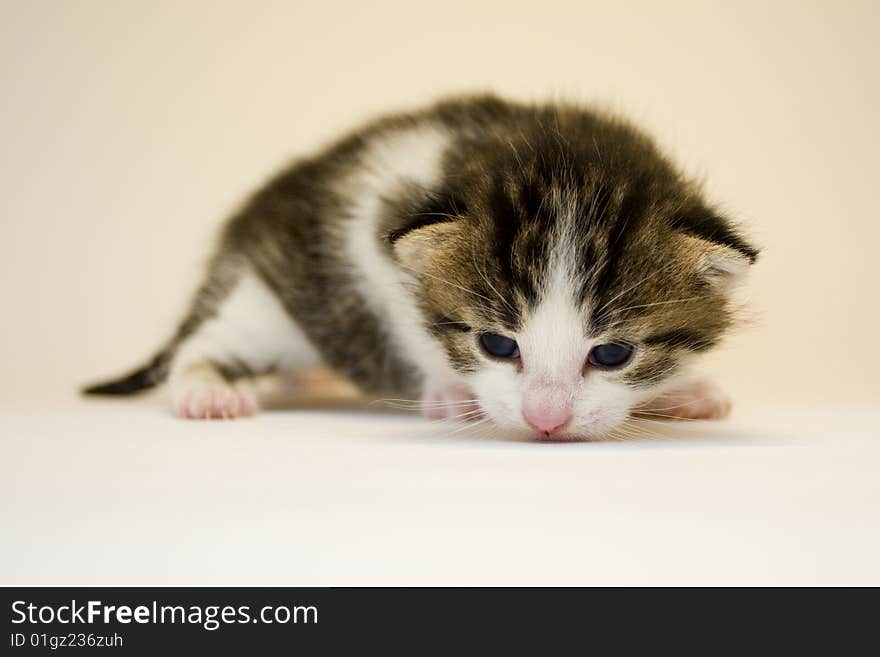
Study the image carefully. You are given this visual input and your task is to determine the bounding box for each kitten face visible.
[390,119,757,439]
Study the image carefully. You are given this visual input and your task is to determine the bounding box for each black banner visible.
[1,587,873,653]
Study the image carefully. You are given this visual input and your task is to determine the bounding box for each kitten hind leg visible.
[168,266,322,420]
[171,363,258,419]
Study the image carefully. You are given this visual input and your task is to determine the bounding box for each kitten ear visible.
[696,243,753,289]
[389,220,461,273]
[673,208,759,289]
[383,188,466,273]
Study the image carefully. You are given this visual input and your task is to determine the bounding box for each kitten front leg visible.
[420,380,483,421]
[634,379,732,420]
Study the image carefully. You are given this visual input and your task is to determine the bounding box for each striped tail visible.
[81,350,172,396]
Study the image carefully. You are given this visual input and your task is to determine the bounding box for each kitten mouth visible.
[532,430,594,443]
[526,423,614,442]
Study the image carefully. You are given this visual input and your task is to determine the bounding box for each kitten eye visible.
[479,332,520,359]
[588,342,634,368]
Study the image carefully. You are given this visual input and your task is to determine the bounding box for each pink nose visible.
[523,406,573,436]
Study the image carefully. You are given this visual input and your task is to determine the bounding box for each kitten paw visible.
[174,384,258,420]
[420,383,482,421]
[635,379,731,420]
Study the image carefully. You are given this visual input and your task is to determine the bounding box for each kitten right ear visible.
[389,220,461,273]
[384,189,466,273]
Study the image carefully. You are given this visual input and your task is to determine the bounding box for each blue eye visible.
[588,342,634,368]
[479,333,520,358]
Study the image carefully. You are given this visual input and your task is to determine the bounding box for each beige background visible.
[2,0,878,405]
[2,1,880,588]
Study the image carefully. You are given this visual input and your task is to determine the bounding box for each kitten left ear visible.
[696,243,753,289]
[673,208,759,289]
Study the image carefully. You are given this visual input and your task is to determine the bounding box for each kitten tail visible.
[81,349,172,396]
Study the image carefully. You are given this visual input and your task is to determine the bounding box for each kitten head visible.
[388,109,758,440]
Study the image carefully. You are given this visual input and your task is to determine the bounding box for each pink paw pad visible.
[637,380,731,420]
[174,386,258,420]
[420,385,482,421]
[672,381,731,419]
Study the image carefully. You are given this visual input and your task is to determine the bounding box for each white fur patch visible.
[341,123,459,388]
[171,267,322,381]
[519,189,588,386]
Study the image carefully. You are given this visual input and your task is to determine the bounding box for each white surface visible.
[2,396,878,585]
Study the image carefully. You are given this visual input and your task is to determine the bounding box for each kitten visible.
[84,95,758,440]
